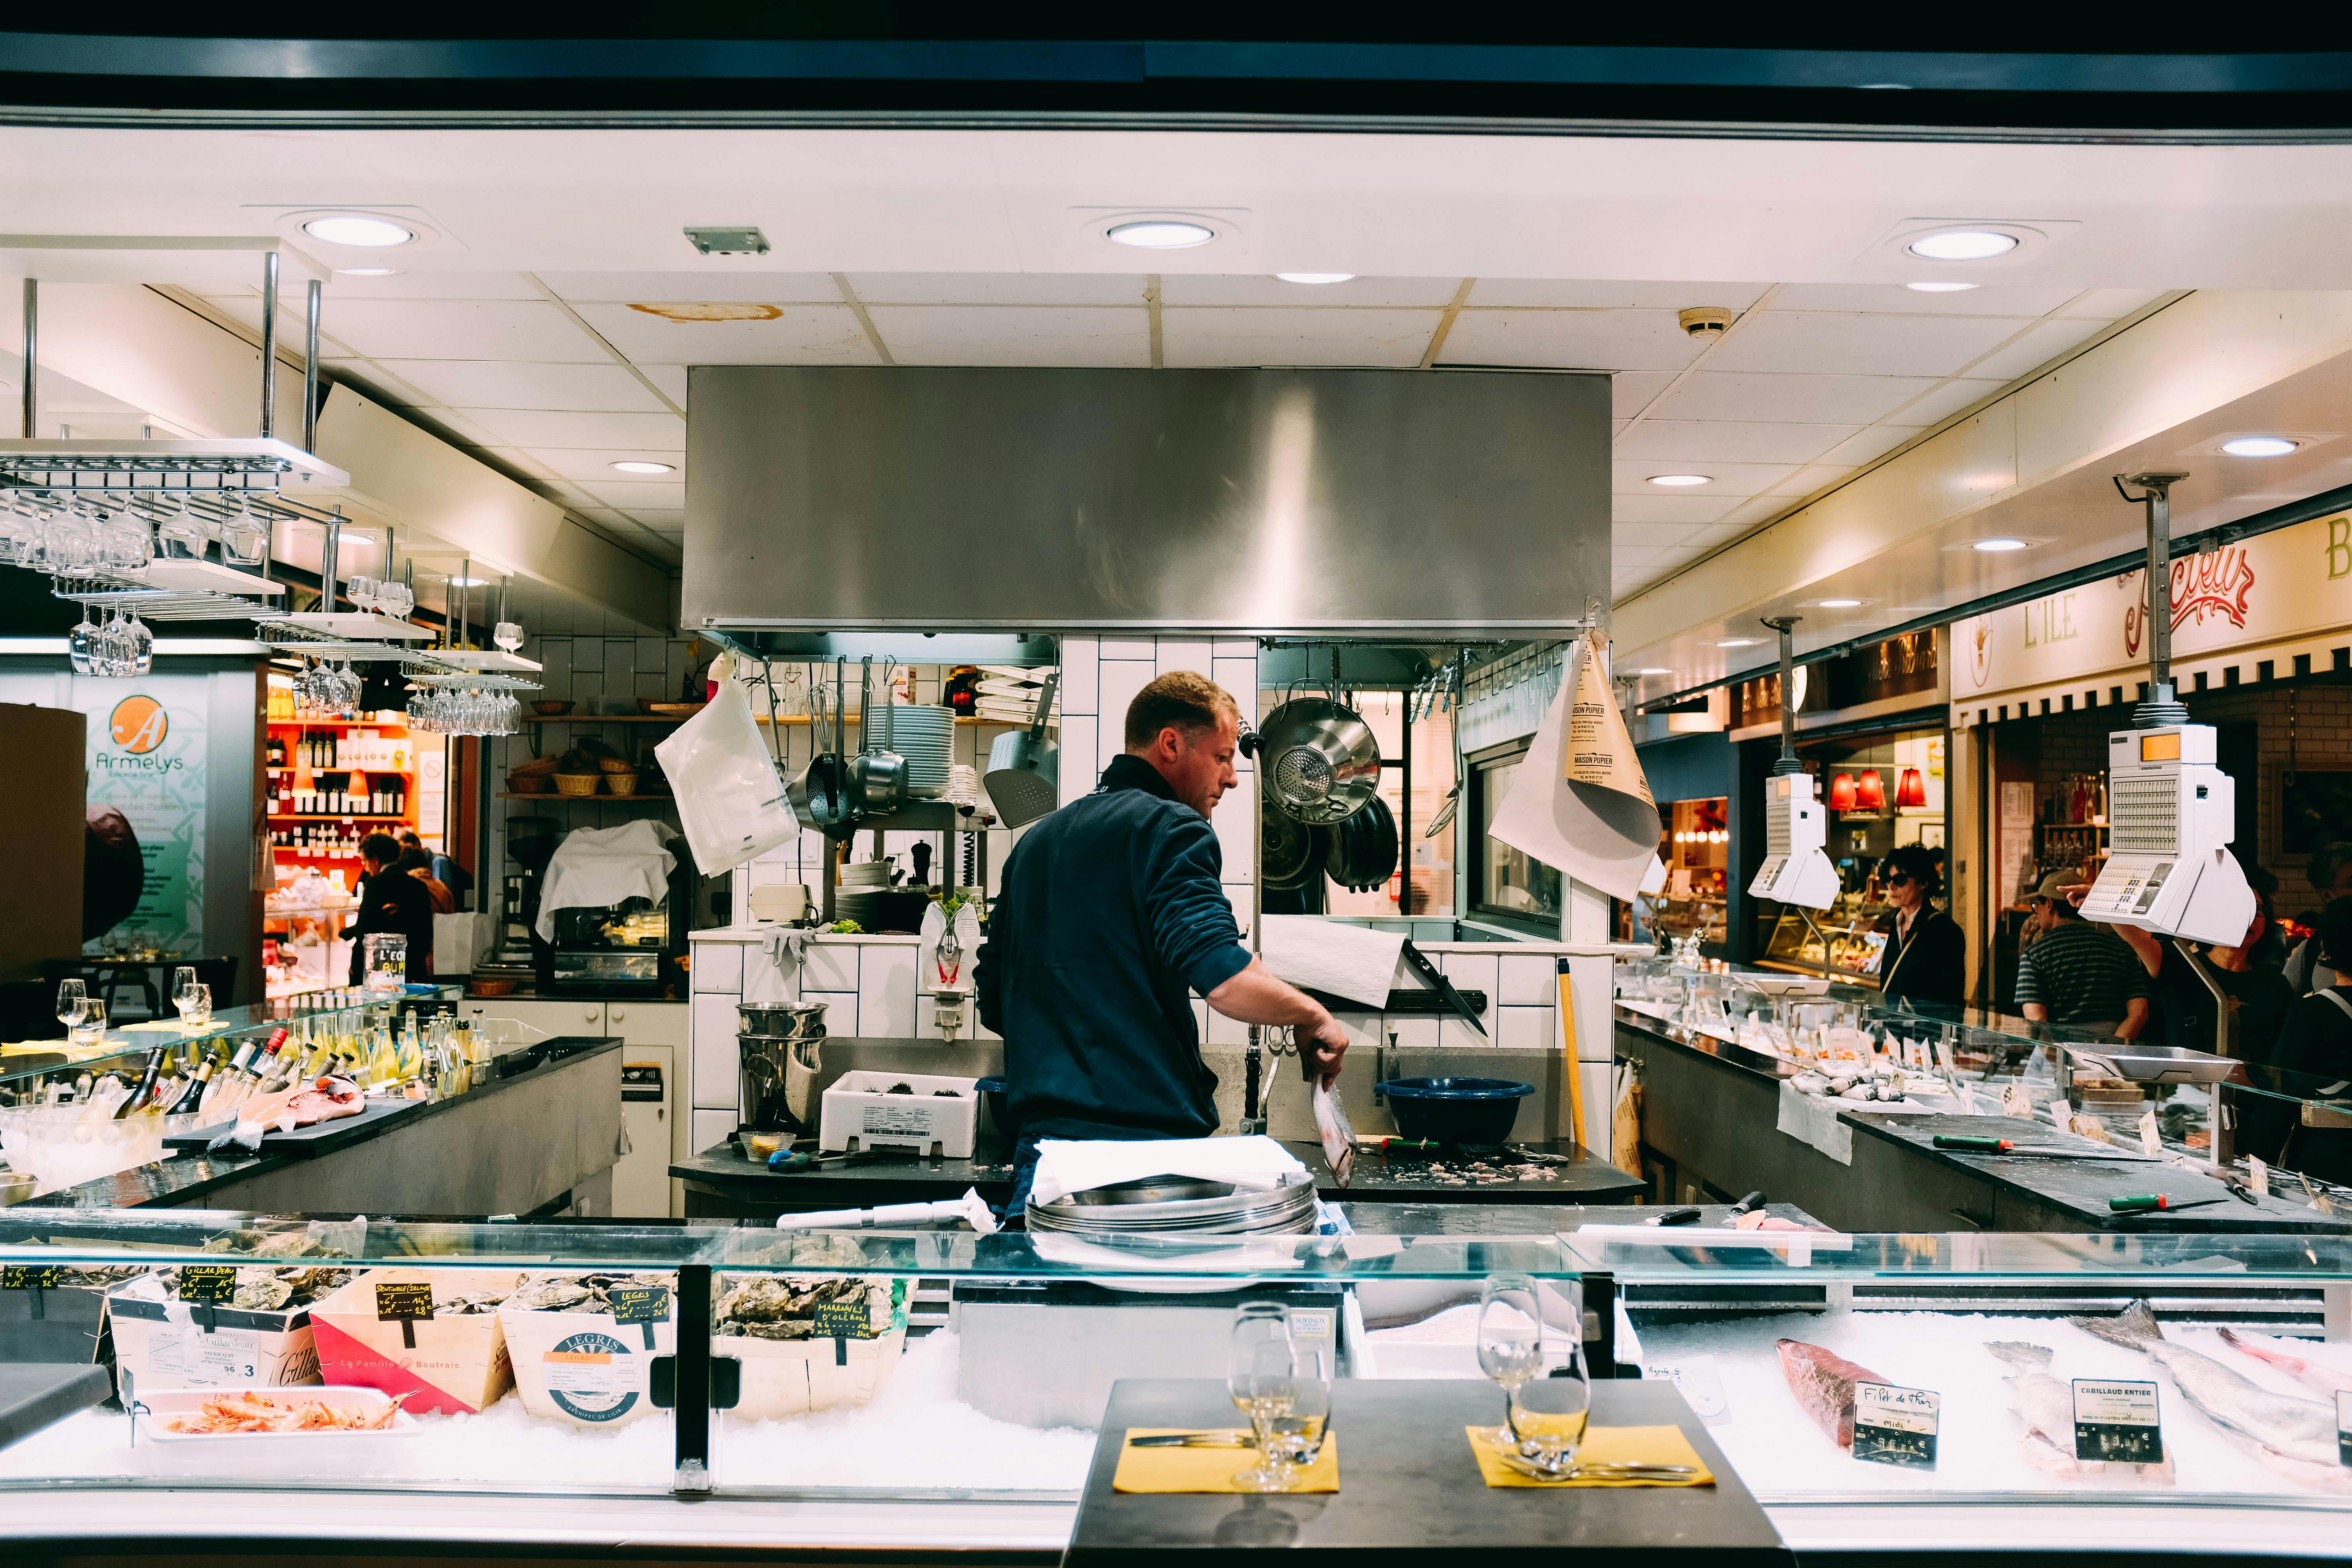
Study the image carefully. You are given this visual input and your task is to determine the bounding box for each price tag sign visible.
[2248,1156,2271,1198]
[176,1265,237,1305]
[2337,1390,2350,1468]
[1852,1382,1939,1468]
[2074,1379,2163,1464]
[376,1280,436,1348]
[812,1297,875,1340]
[608,1284,670,1349]
[1,1266,63,1290]
[2139,1109,2163,1158]
[2001,1083,2035,1119]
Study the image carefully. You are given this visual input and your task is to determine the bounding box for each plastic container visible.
[818,1070,979,1157]
[0,1107,205,1194]
[1376,1077,1535,1145]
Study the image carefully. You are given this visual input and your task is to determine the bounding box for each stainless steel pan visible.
[984,671,1060,827]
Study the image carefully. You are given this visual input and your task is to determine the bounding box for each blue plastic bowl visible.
[974,1076,1017,1141]
[1377,1077,1535,1145]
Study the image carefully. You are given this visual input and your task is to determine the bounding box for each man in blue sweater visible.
[976,671,1350,1224]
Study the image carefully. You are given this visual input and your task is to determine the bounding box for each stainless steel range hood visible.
[684,366,1609,636]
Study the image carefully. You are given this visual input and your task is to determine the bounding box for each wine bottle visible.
[205,1041,259,1112]
[250,1027,297,1093]
[166,1051,219,1115]
[112,1048,164,1120]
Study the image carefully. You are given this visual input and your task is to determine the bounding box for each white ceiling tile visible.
[538,272,841,303]
[1760,283,2082,317]
[453,408,686,450]
[2056,288,2169,320]
[526,448,686,484]
[582,480,688,510]
[1666,373,1942,424]
[1612,546,1663,568]
[570,302,877,366]
[1705,496,1797,535]
[317,272,546,301]
[1881,379,2008,426]
[1612,372,1675,417]
[621,509,686,528]
[642,366,688,406]
[849,273,1147,306]
[1439,310,1702,372]
[1610,492,1743,524]
[373,360,668,412]
[1162,307,1437,368]
[321,358,445,411]
[1766,463,1861,496]
[202,291,330,339]
[1468,280,1770,311]
[867,305,1151,367]
[316,300,611,363]
[1612,523,1700,549]
[1814,426,1918,467]
[407,407,505,447]
[1613,419,1858,465]
[1955,317,2112,381]
[1159,275,1464,307]
[1612,460,1796,495]
[1707,312,2028,377]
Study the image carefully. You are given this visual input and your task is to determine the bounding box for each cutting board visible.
[163,1096,426,1156]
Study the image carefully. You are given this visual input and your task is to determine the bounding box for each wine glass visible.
[494,620,524,653]
[172,967,200,1026]
[1474,1273,1544,1449]
[1226,1303,1298,1493]
[1504,1335,1592,1477]
[1269,1341,1332,1476]
[182,984,212,1031]
[67,603,98,675]
[56,978,87,1034]
[72,997,108,1049]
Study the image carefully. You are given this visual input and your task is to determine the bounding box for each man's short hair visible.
[360,832,402,866]
[1125,671,1239,750]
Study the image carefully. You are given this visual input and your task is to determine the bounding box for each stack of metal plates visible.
[1027,1172,1319,1236]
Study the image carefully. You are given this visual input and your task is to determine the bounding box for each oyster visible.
[509,1279,596,1313]
[232,1275,294,1311]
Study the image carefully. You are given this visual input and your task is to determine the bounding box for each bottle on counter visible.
[204,1040,260,1114]
[112,1049,164,1120]
[165,1050,220,1116]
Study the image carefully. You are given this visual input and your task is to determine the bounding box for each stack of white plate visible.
[835,860,894,927]
[891,706,956,798]
[1027,1172,1319,1236]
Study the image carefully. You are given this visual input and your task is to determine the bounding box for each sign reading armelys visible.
[684,367,1609,637]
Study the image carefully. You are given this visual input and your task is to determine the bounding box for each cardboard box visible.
[309,1269,523,1416]
[717,1276,907,1421]
[818,1071,980,1157]
[498,1274,677,1430]
[105,1273,321,1392]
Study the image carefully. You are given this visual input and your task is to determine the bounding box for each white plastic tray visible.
[134,1384,418,1445]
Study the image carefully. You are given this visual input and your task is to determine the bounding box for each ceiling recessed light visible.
[1817,598,1863,608]
[1904,281,1978,292]
[2221,436,2298,457]
[609,460,676,474]
[1906,229,2018,262]
[1107,220,1215,250]
[1274,272,1355,285]
[1633,667,1674,675]
[334,267,398,277]
[301,215,415,248]
[1647,474,1712,487]
[1715,638,1759,648]
[1972,537,2028,552]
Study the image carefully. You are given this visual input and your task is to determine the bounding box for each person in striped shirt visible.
[2014,871,2151,1040]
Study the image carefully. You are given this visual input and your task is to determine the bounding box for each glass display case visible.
[1761,896,1894,987]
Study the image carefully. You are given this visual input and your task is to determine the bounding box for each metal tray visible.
[2062,1043,2242,1085]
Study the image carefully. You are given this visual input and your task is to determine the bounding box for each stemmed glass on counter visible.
[56,979,87,1036]
[171,967,198,1025]
[1475,1273,1545,1449]
[1227,1302,1302,1493]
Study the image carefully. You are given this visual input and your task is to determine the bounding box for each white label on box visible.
[147,1323,267,1385]
[2140,1109,2163,1157]
[2249,1156,2271,1198]
[541,1332,639,1423]
[1646,1356,1731,1425]
[862,1103,933,1137]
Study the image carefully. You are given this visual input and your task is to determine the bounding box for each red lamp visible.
[1855,769,1887,811]
[1828,772,1858,811]
[1895,767,1927,809]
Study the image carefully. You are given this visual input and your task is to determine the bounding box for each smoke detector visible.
[1679,307,1735,339]
[683,226,771,257]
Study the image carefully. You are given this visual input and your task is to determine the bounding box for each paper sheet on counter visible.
[1261,916,1404,1008]
[1774,1080,1855,1164]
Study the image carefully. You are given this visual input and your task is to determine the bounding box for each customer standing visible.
[348,833,437,985]
[2273,897,2352,1078]
[2284,842,2352,997]
[1875,844,1965,1020]
[2013,871,2151,1038]
[976,672,1351,1225]
[2109,859,2294,1063]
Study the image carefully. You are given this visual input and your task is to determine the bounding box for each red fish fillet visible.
[1777,1338,1891,1451]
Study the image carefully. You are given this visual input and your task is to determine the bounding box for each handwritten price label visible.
[1852,1382,1939,1468]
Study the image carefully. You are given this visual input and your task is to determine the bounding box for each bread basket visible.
[553,773,603,797]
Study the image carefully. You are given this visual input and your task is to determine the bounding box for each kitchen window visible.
[1470,745,1561,931]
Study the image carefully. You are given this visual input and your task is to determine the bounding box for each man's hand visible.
[1299,1012,1350,1083]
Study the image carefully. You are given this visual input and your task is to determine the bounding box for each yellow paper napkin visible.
[1465,1423,1714,1488]
[1114,1429,1340,1494]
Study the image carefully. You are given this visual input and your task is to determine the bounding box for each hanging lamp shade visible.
[1855,769,1887,811]
[1896,767,1927,809]
[1828,772,1857,811]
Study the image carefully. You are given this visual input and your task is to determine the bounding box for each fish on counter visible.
[1312,1074,1354,1188]
[1777,1338,1891,1451]
[1986,1341,2174,1483]
[210,1074,367,1153]
[2220,1328,2352,1400]
[2071,1299,2350,1489]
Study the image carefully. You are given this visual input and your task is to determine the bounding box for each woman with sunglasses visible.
[1876,844,1965,1021]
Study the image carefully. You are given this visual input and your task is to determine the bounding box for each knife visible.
[1931,1134,2156,1163]
[1398,941,1487,1038]
[1129,1431,1254,1448]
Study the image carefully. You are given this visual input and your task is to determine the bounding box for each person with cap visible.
[1875,843,1965,1019]
[2013,869,2151,1039]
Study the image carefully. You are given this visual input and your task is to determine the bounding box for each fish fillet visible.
[1312,1074,1354,1188]
[1986,1341,2173,1483]
[1776,1338,1889,1451]
[2071,1300,2337,1467]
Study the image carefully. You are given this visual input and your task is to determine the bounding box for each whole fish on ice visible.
[1985,1341,2173,1482]
[2220,1328,2352,1399]
[2071,1300,2341,1475]
[1776,1338,1889,1451]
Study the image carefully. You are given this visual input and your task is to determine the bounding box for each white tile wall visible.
[1496,1004,1552,1051]
[1154,639,1214,678]
[1498,953,1553,1006]
[692,942,743,993]
[802,942,859,994]
[1059,635,1100,717]
[858,945,918,1037]
[805,988,858,1035]
[692,1108,735,1154]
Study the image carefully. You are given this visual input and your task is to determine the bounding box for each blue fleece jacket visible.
[975,754,1252,1141]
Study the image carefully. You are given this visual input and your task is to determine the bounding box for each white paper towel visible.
[1026,1136,1308,1208]
[1261,916,1404,1008]
[1489,638,1659,902]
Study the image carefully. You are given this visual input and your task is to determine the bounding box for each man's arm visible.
[2023,1003,2051,1022]
[2111,920,2165,978]
[1206,959,1350,1081]
[2117,995,2151,1041]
